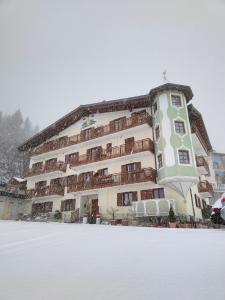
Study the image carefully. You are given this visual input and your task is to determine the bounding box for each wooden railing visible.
[67,167,156,193]
[69,138,154,167]
[24,162,67,178]
[196,156,209,174]
[198,180,213,194]
[31,112,151,156]
[27,185,65,198]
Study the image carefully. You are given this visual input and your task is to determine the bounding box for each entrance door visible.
[91,199,99,218]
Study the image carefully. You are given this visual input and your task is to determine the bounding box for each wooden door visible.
[91,199,99,217]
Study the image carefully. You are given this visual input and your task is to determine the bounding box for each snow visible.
[11,177,26,182]
[0,221,225,300]
[213,193,225,209]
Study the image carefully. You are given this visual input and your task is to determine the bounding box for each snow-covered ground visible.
[0,221,224,300]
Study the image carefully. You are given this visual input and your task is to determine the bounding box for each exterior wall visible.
[153,91,198,181]
[0,196,31,220]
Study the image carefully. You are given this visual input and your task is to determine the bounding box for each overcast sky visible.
[0,0,225,152]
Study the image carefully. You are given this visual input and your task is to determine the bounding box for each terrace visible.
[67,167,156,193]
[31,111,151,156]
[68,138,154,168]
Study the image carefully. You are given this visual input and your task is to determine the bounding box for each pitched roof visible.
[18,94,150,151]
[188,104,213,153]
[149,83,193,102]
[18,83,194,152]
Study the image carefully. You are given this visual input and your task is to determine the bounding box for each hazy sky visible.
[0,0,225,152]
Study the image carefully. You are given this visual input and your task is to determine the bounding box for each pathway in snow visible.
[0,221,224,300]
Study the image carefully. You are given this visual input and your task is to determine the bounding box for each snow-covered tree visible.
[0,110,39,182]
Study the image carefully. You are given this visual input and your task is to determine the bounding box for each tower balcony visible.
[31,111,152,156]
[24,162,67,178]
[68,138,154,168]
[196,156,209,175]
[67,167,156,193]
[198,180,213,198]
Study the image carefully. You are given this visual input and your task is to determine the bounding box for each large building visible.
[18,83,215,222]
[212,152,225,199]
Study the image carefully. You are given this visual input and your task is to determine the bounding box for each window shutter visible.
[125,137,135,153]
[71,199,76,210]
[121,164,127,173]
[86,148,92,160]
[61,200,64,212]
[117,193,123,206]
[132,191,138,201]
[141,189,152,200]
[109,120,115,132]
[106,143,112,153]
[65,154,69,163]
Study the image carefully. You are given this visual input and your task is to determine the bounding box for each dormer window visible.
[172,95,182,107]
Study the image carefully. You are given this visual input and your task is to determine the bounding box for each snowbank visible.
[0,221,224,300]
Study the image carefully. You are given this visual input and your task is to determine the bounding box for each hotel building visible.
[18,83,214,222]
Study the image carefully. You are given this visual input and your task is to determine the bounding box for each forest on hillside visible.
[0,110,38,182]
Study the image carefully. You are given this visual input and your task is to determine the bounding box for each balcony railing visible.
[67,167,156,193]
[27,185,65,198]
[24,162,67,178]
[198,180,213,194]
[196,156,209,174]
[31,112,151,156]
[69,138,154,167]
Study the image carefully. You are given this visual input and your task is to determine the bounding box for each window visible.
[117,191,137,206]
[153,102,157,113]
[158,154,163,169]
[79,172,92,182]
[195,195,201,208]
[153,188,165,199]
[61,199,75,212]
[114,118,125,131]
[83,128,93,140]
[178,150,190,164]
[32,162,43,170]
[155,126,160,140]
[46,158,57,166]
[98,168,108,176]
[175,121,185,134]
[35,181,47,188]
[171,95,182,107]
[65,152,79,163]
[123,162,141,172]
[141,189,152,200]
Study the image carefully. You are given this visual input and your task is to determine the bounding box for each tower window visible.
[155,126,160,140]
[178,150,190,164]
[172,95,182,107]
[158,154,163,169]
[175,121,185,134]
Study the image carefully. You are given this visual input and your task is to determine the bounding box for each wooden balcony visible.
[24,162,67,178]
[31,112,151,156]
[198,180,213,197]
[196,156,209,175]
[69,138,154,168]
[27,185,65,198]
[67,167,156,193]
